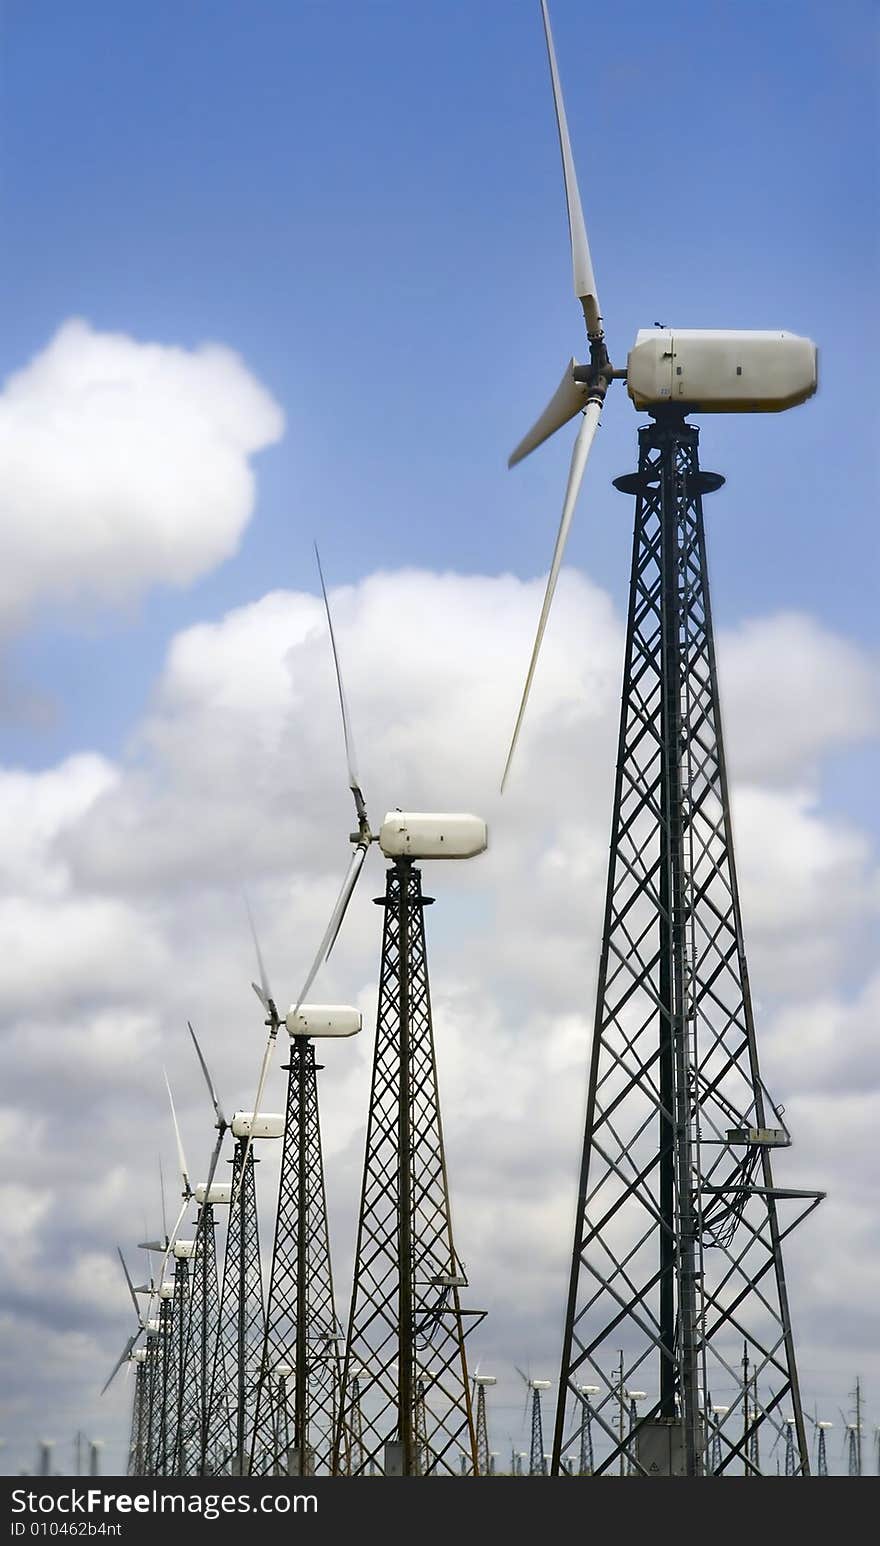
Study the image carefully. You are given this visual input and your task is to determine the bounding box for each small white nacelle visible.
[145,1318,163,1334]
[285,1004,362,1039]
[474,1375,497,1387]
[231,1111,284,1140]
[378,812,487,860]
[194,1182,233,1206]
[172,1239,197,1260]
[274,1362,295,1379]
[131,1348,148,1364]
[530,1380,552,1391]
[627,329,817,413]
[158,1281,175,1300]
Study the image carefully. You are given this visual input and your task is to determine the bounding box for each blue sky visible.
[0,0,877,1478]
[2,0,876,765]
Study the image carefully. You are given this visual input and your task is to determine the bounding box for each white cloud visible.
[718,612,879,784]
[0,319,284,625]
[0,567,878,1469]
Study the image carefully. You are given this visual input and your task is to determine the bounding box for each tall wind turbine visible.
[501,1,823,1477]
[516,1370,551,1477]
[175,1024,233,1475]
[285,551,486,1476]
[246,914,362,1478]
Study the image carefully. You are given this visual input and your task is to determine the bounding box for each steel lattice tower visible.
[474,1381,492,1477]
[333,858,482,1475]
[126,1354,149,1475]
[151,1296,176,1475]
[577,1390,595,1475]
[529,1389,546,1477]
[250,1038,342,1476]
[175,1207,222,1474]
[208,1143,265,1473]
[169,1255,193,1474]
[551,411,823,1477]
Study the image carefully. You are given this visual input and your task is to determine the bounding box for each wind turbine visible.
[272,549,486,1477]
[515,1370,552,1477]
[163,1060,232,1476]
[472,1370,497,1478]
[576,1384,599,1476]
[211,1104,281,1476]
[501,1,823,1477]
[245,911,362,1479]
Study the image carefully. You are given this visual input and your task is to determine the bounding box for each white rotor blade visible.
[117,1248,141,1321]
[540,0,602,336]
[230,1029,277,1210]
[163,1069,190,1198]
[187,1021,227,1130]
[314,543,370,833]
[158,1196,189,1288]
[501,400,602,792]
[101,1333,139,1397]
[292,844,368,1016]
[509,357,589,467]
[244,891,275,1013]
[158,1155,168,1243]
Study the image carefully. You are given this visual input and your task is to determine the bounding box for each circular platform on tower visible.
[612,470,725,497]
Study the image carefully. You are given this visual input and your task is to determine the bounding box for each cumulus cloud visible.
[0,567,877,1471]
[718,612,880,784]
[0,319,284,625]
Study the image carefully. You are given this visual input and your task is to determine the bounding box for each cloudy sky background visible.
[0,0,877,1476]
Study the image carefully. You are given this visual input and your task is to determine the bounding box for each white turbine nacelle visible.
[195,1182,233,1205]
[578,1385,601,1396]
[158,1281,175,1299]
[817,1421,833,1430]
[145,1318,163,1334]
[131,1349,148,1364]
[231,1111,284,1140]
[529,1380,552,1391]
[285,1005,363,1039]
[626,329,817,413]
[625,1389,647,1400]
[274,1363,295,1379]
[474,1375,497,1387]
[378,812,488,861]
[172,1240,197,1260]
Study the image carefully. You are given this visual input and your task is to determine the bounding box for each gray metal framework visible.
[127,1359,148,1475]
[175,1205,222,1474]
[551,411,823,1476]
[333,858,482,1475]
[143,1330,162,1476]
[208,1142,265,1473]
[474,1383,490,1477]
[152,1296,176,1475]
[529,1388,546,1477]
[250,1038,342,1476]
[577,1393,594,1475]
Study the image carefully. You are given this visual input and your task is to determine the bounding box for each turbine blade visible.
[158,1154,167,1243]
[163,1068,190,1198]
[158,1197,189,1289]
[101,1334,138,1397]
[292,844,367,1013]
[508,358,589,468]
[244,890,275,1015]
[189,1124,226,1265]
[230,1031,277,1211]
[501,400,602,791]
[314,543,370,834]
[116,1248,140,1320]
[187,1021,227,1130]
[540,0,602,336]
